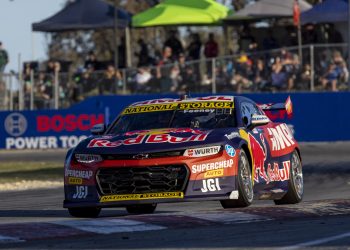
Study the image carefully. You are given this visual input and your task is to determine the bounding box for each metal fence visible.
[1,43,349,111]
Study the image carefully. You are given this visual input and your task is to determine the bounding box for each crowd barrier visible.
[0,92,349,150]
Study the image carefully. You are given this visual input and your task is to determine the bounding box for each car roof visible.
[129,96,236,107]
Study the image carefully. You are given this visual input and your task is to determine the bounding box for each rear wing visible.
[258,96,293,120]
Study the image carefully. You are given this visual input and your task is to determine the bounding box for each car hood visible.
[74,128,242,155]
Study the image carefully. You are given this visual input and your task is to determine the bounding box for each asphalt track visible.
[0,142,349,249]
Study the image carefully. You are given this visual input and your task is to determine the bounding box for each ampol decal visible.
[265,124,295,157]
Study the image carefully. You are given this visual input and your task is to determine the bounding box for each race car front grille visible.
[102,150,183,160]
[96,165,189,195]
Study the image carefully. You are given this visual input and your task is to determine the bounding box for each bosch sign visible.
[37,114,104,132]
[1,112,105,150]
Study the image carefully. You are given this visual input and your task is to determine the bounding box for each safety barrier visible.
[0,92,349,150]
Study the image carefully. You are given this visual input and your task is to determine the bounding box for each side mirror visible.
[250,114,270,128]
[90,123,106,135]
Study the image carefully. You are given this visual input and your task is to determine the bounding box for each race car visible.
[64,95,303,217]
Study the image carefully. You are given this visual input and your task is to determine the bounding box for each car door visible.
[240,101,272,190]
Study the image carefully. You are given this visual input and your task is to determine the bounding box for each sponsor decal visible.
[5,135,87,149]
[124,128,204,136]
[266,161,290,183]
[72,186,88,199]
[65,170,93,179]
[68,177,83,185]
[266,124,295,157]
[225,145,236,157]
[122,103,178,114]
[129,96,234,107]
[225,132,240,140]
[249,133,268,183]
[5,113,28,136]
[88,132,210,148]
[192,159,234,174]
[183,109,215,113]
[201,178,221,193]
[204,169,224,178]
[178,102,233,110]
[184,146,221,157]
[37,114,104,132]
[100,192,184,202]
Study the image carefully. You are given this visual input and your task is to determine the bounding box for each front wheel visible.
[221,150,253,208]
[126,204,157,214]
[68,207,101,218]
[274,150,303,205]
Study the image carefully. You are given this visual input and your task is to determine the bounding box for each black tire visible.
[274,150,303,205]
[68,207,101,218]
[221,150,253,208]
[126,204,157,214]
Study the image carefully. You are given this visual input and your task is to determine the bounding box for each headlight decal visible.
[75,154,103,164]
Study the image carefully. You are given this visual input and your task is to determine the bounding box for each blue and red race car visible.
[64,95,303,217]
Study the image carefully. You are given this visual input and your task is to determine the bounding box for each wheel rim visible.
[291,152,303,198]
[240,154,253,202]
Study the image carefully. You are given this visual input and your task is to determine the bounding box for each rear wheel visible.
[221,150,253,208]
[68,207,101,218]
[126,204,157,214]
[274,150,303,205]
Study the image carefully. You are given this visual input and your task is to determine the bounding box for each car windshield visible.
[108,107,236,134]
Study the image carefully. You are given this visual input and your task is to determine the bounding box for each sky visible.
[0,0,66,72]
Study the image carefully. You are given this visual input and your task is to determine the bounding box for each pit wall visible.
[0,92,349,150]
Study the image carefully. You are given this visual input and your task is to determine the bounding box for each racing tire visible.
[126,204,157,214]
[274,150,303,205]
[68,207,101,218]
[220,150,253,208]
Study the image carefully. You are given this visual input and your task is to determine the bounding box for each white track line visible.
[187,211,271,224]
[52,219,166,234]
[282,231,350,249]
[0,235,24,244]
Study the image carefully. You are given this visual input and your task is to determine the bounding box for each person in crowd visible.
[204,33,219,76]
[99,65,123,94]
[135,39,150,67]
[135,67,152,93]
[320,62,339,91]
[299,63,312,90]
[204,33,219,59]
[253,58,269,91]
[164,30,183,60]
[84,51,99,71]
[0,41,9,74]
[180,65,197,93]
[35,72,53,109]
[156,46,174,92]
[271,57,288,91]
[231,54,253,93]
[187,33,202,61]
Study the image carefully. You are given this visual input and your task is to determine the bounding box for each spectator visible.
[253,59,269,91]
[135,39,150,67]
[180,65,197,93]
[0,41,9,73]
[156,47,173,92]
[99,65,123,94]
[135,67,152,93]
[84,51,99,71]
[204,33,219,76]
[271,57,288,91]
[204,33,219,59]
[320,62,339,91]
[164,30,183,60]
[299,64,312,90]
[187,33,202,61]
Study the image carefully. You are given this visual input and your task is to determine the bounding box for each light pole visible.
[114,0,119,71]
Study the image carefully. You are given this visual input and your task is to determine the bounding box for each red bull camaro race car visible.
[64,95,303,217]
